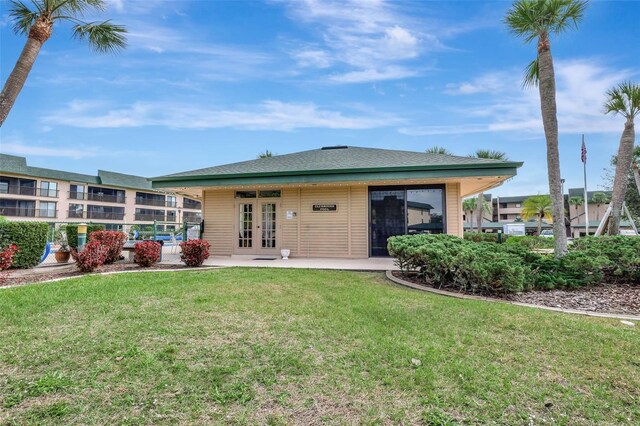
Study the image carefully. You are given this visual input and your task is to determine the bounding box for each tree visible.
[521,195,553,235]
[568,195,583,220]
[472,150,508,232]
[505,0,587,257]
[462,198,477,231]
[604,81,640,234]
[257,150,275,158]
[0,0,127,126]
[425,146,453,155]
[591,192,610,221]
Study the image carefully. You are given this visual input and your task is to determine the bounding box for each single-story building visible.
[151,146,523,257]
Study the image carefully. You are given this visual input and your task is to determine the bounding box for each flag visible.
[581,140,587,163]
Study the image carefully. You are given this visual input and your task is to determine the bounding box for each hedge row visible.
[388,234,638,295]
[0,222,49,268]
[65,224,106,249]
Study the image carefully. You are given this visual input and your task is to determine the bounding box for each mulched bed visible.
[0,262,190,288]
[391,271,640,316]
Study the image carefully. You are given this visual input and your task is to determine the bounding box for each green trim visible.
[152,167,519,189]
[152,161,523,183]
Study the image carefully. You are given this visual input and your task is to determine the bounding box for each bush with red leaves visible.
[179,239,210,267]
[0,244,18,270]
[71,241,107,272]
[134,241,161,267]
[89,231,127,264]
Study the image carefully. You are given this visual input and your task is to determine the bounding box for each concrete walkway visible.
[191,255,398,271]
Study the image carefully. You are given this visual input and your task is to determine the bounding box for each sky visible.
[1,0,638,196]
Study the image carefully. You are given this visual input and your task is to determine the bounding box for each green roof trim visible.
[0,154,154,191]
[152,146,522,187]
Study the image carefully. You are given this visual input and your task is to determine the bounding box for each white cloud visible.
[105,0,125,13]
[44,100,403,131]
[402,59,637,136]
[1,138,99,159]
[279,0,427,82]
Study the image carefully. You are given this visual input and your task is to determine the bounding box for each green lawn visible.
[0,269,638,425]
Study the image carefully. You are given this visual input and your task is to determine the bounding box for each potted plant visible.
[54,228,71,263]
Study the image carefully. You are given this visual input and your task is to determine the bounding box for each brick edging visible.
[385,270,640,322]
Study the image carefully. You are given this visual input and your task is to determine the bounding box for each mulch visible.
[0,262,188,288]
[391,271,640,316]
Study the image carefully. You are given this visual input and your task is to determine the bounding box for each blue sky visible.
[1,0,638,196]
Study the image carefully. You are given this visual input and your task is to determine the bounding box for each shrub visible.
[463,232,509,243]
[0,222,49,268]
[134,241,161,267]
[0,244,19,270]
[504,235,555,250]
[569,236,640,282]
[65,224,106,249]
[71,241,107,272]
[452,243,530,294]
[179,239,210,267]
[88,231,127,264]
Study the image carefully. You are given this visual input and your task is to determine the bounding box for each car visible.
[539,230,554,238]
[620,229,639,236]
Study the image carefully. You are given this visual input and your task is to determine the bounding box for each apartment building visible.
[0,154,201,225]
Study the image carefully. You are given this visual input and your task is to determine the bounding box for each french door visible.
[236,201,278,255]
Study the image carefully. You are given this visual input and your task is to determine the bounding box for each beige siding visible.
[349,186,369,257]
[203,189,235,256]
[281,188,300,257]
[445,183,463,237]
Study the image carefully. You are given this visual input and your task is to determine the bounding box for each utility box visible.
[503,223,526,236]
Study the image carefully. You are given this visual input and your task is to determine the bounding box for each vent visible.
[321,145,348,150]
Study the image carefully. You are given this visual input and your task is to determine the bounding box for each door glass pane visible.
[370,189,405,256]
[407,189,444,234]
[238,203,253,248]
[261,203,276,248]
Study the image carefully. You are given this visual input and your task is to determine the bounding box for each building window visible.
[87,205,125,220]
[136,191,166,207]
[235,191,257,199]
[166,195,177,208]
[166,210,176,222]
[70,184,85,200]
[515,203,521,208]
[0,199,36,217]
[259,190,281,198]
[183,197,201,209]
[39,201,57,218]
[500,203,508,208]
[68,203,84,218]
[40,181,58,197]
[500,214,509,220]
[369,185,445,256]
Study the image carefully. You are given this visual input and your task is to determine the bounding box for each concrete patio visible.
[160,251,398,271]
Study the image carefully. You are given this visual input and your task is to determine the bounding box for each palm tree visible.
[0,0,127,126]
[472,150,508,232]
[604,82,640,234]
[426,146,453,155]
[462,198,477,231]
[505,0,587,257]
[591,192,610,221]
[257,150,275,158]
[568,195,583,219]
[521,195,553,235]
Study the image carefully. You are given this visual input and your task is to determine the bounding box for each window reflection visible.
[407,189,444,234]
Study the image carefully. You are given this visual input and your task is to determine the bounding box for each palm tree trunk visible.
[537,34,567,256]
[0,20,51,127]
[537,215,542,235]
[476,193,484,233]
[608,119,635,235]
[633,162,640,197]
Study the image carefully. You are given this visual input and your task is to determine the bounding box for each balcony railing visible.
[69,191,126,203]
[86,211,125,220]
[0,207,57,218]
[135,197,177,207]
[135,213,166,222]
[1,185,58,197]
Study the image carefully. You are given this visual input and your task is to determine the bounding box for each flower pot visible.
[55,250,71,263]
[280,249,290,260]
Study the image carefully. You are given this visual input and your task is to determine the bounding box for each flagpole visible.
[582,134,589,236]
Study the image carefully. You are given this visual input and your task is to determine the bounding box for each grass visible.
[0,268,638,425]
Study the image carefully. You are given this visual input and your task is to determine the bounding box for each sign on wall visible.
[312,204,337,212]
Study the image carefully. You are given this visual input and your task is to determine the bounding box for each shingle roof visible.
[154,146,522,181]
[0,154,153,191]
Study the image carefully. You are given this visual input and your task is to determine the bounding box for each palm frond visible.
[9,0,39,35]
[603,81,640,119]
[475,149,508,160]
[72,20,127,53]
[426,146,453,155]
[505,0,588,42]
[523,57,539,88]
[50,0,106,17]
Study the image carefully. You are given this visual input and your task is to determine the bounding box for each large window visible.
[39,201,57,218]
[87,205,125,220]
[70,184,85,200]
[68,204,84,218]
[40,181,58,197]
[369,185,445,256]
